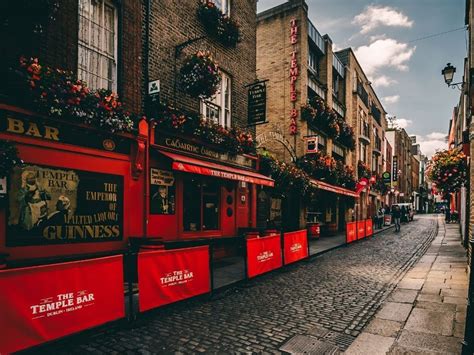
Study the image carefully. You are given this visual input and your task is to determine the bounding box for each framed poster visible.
[150,168,175,215]
[6,164,123,246]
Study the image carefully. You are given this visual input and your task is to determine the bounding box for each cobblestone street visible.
[27,216,438,354]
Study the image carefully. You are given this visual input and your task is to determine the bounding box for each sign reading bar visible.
[0,112,131,154]
[247,81,267,125]
[7,164,123,246]
[138,246,210,311]
[246,235,282,278]
[0,255,125,354]
[283,230,308,265]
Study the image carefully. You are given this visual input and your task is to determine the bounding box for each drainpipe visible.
[143,0,151,238]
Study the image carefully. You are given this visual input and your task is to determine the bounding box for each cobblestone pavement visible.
[26,215,438,354]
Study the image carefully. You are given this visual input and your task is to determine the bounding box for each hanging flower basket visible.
[0,140,23,178]
[180,51,220,99]
[197,1,240,47]
[427,148,467,193]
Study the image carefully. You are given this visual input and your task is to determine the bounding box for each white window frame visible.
[78,0,118,91]
[215,0,230,16]
[201,72,231,128]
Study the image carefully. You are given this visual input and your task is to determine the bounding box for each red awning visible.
[311,179,359,197]
[158,150,274,187]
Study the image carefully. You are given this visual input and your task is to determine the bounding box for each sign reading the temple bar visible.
[247,81,267,125]
[289,18,299,135]
[154,134,256,169]
[0,112,131,154]
[7,164,123,246]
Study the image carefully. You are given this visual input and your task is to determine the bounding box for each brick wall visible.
[0,0,142,114]
[146,0,257,130]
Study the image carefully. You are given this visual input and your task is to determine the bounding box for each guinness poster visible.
[7,164,123,246]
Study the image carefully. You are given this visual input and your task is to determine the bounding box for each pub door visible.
[282,194,300,231]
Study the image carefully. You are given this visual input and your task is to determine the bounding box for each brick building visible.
[0,0,143,113]
[256,0,356,232]
[146,0,257,130]
[337,48,388,219]
[143,0,274,242]
[386,128,413,203]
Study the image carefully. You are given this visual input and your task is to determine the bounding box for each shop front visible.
[0,105,147,265]
[147,128,274,251]
[306,179,357,237]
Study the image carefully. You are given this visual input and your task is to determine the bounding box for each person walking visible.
[392,205,401,232]
[445,207,451,224]
[376,207,384,229]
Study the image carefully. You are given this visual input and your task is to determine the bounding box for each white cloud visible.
[426,132,447,140]
[371,75,398,88]
[415,132,448,158]
[389,118,412,129]
[353,5,414,34]
[383,95,400,104]
[355,38,416,76]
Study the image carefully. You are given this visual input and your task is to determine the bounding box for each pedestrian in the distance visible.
[392,205,401,232]
[445,207,451,224]
[377,207,384,229]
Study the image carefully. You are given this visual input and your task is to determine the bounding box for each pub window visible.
[215,0,230,15]
[201,72,231,128]
[183,176,220,232]
[78,0,118,91]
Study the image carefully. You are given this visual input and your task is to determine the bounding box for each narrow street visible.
[27,216,437,354]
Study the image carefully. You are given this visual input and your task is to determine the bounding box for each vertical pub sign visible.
[7,164,123,246]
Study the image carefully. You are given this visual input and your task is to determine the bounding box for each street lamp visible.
[441,63,464,90]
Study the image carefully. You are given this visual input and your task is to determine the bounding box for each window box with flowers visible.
[357,160,371,179]
[154,103,255,156]
[197,1,240,47]
[180,51,221,99]
[301,97,355,150]
[6,57,138,133]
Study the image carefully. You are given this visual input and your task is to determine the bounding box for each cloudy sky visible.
[258,0,467,157]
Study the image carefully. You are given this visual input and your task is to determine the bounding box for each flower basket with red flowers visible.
[427,148,467,193]
[335,121,355,150]
[357,160,371,179]
[180,51,221,99]
[197,1,240,47]
[154,103,256,155]
[15,57,137,132]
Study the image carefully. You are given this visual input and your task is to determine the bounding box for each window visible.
[308,50,318,74]
[214,0,230,15]
[78,0,117,90]
[360,143,366,163]
[183,177,220,232]
[201,72,231,128]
